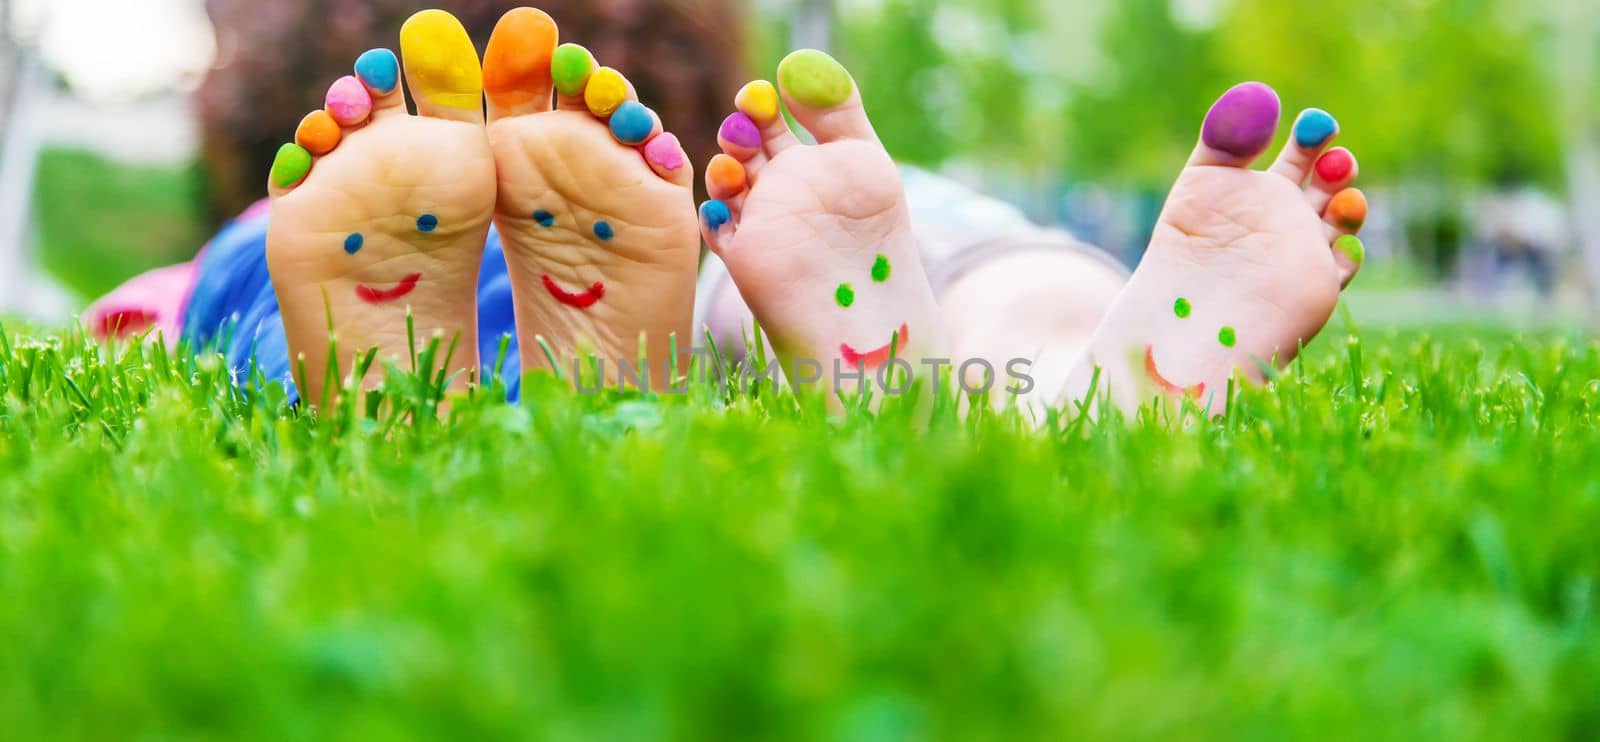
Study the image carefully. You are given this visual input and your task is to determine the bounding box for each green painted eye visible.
[1218,326,1237,347]
[871,254,891,283]
[835,283,855,308]
[1174,297,1191,318]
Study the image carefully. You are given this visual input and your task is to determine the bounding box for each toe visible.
[324,76,374,128]
[1332,234,1365,289]
[583,67,633,118]
[609,100,658,145]
[775,50,877,143]
[354,48,406,118]
[1268,108,1338,183]
[267,143,313,195]
[644,131,694,187]
[736,80,800,157]
[399,9,484,124]
[1306,147,1359,212]
[1325,187,1368,233]
[484,7,559,121]
[706,154,748,201]
[699,199,736,255]
[551,43,597,110]
[718,112,763,161]
[1189,81,1281,168]
[295,110,341,155]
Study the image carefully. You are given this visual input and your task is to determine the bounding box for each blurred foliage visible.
[196,0,746,226]
[32,149,204,300]
[799,0,1577,188]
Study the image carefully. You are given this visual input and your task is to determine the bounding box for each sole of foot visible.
[1068,82,1369,415]
[698,50,945,401]
[483,8,698,389]
[266,9,496,405]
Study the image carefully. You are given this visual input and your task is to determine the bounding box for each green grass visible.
[1,322,1599,740]
[32,148,204,300]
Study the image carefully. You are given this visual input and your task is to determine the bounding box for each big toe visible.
[1190,81,1281,168]
[776,49,876,143]
[400,9,484,123]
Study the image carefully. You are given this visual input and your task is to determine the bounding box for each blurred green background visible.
[10,0,1600,308]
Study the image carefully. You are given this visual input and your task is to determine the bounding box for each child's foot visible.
[698,50,944,395]
[1067,82,1368,414]
[266,10,495,404]
[482,8,698,387]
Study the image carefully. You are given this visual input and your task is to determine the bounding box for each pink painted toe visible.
[325,75,374,126]
[645,132,686,172]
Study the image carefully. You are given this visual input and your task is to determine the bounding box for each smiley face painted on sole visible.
[339,213,446,305]
[1142,296,1244,399]
[835,253,907,368]
[523,208,617,310]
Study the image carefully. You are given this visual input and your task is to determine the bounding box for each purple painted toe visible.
[1200,82,1281,158]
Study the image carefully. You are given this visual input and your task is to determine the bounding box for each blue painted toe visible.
[355,49,400,94]
[700,200,732,231]
[1292,108,1338,149]
[609,101,655,145]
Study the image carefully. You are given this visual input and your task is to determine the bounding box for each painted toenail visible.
[1292,108,1338,148]
[270,143,312,188]
[533,210,555,227]
[344,233,364,254]
[778,50,854,109]
[399,10,484,112]
[1218,326,1237,347]
[325,76,373,126]
[551,44,595,97]
[645,133,685,171]
[1174,297,1192,318]
[1329,188,1368,229]
[719,113,762,149]
[700,200,732,231]
[736,80,781,124]
[1316,148,1355,182]
[609,101,655,145]
[706,155,746,197]
[585,68,628,117]
[1201,82,1280,157]
[1335,235,1365,266]
[417,214,439,232]
[835,283,855,308]
[593,221,614,241]
[871,254,891,283]
[295,110,341,155]
[355,49,400,94]
[483,7,558,109]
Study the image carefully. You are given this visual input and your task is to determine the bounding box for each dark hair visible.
[196,0,745,225]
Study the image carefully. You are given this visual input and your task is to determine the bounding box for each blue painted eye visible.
[417,214,438,232]
[534,210,555,227]
[593,221,614,241]
[343,233,364,254]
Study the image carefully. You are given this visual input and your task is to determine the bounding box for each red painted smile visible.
[542,274,605,309]
[355,273,422,304]
[840,323,910,368]
[1144,345,1205,400]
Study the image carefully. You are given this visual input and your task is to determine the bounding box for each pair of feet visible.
[268,7,1368,413]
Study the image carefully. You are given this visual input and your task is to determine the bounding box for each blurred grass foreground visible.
[2,322,1600,737]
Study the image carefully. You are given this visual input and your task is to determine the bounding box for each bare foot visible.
[1066,83,1369,414]
[266,9,495,405]
[698,50,944,398]
[483,8,698,389]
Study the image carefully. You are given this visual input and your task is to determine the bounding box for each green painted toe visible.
[778,49,854,109]
[552,43,595,97]
[271,143,313,189]
[1335,234,1365,266]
